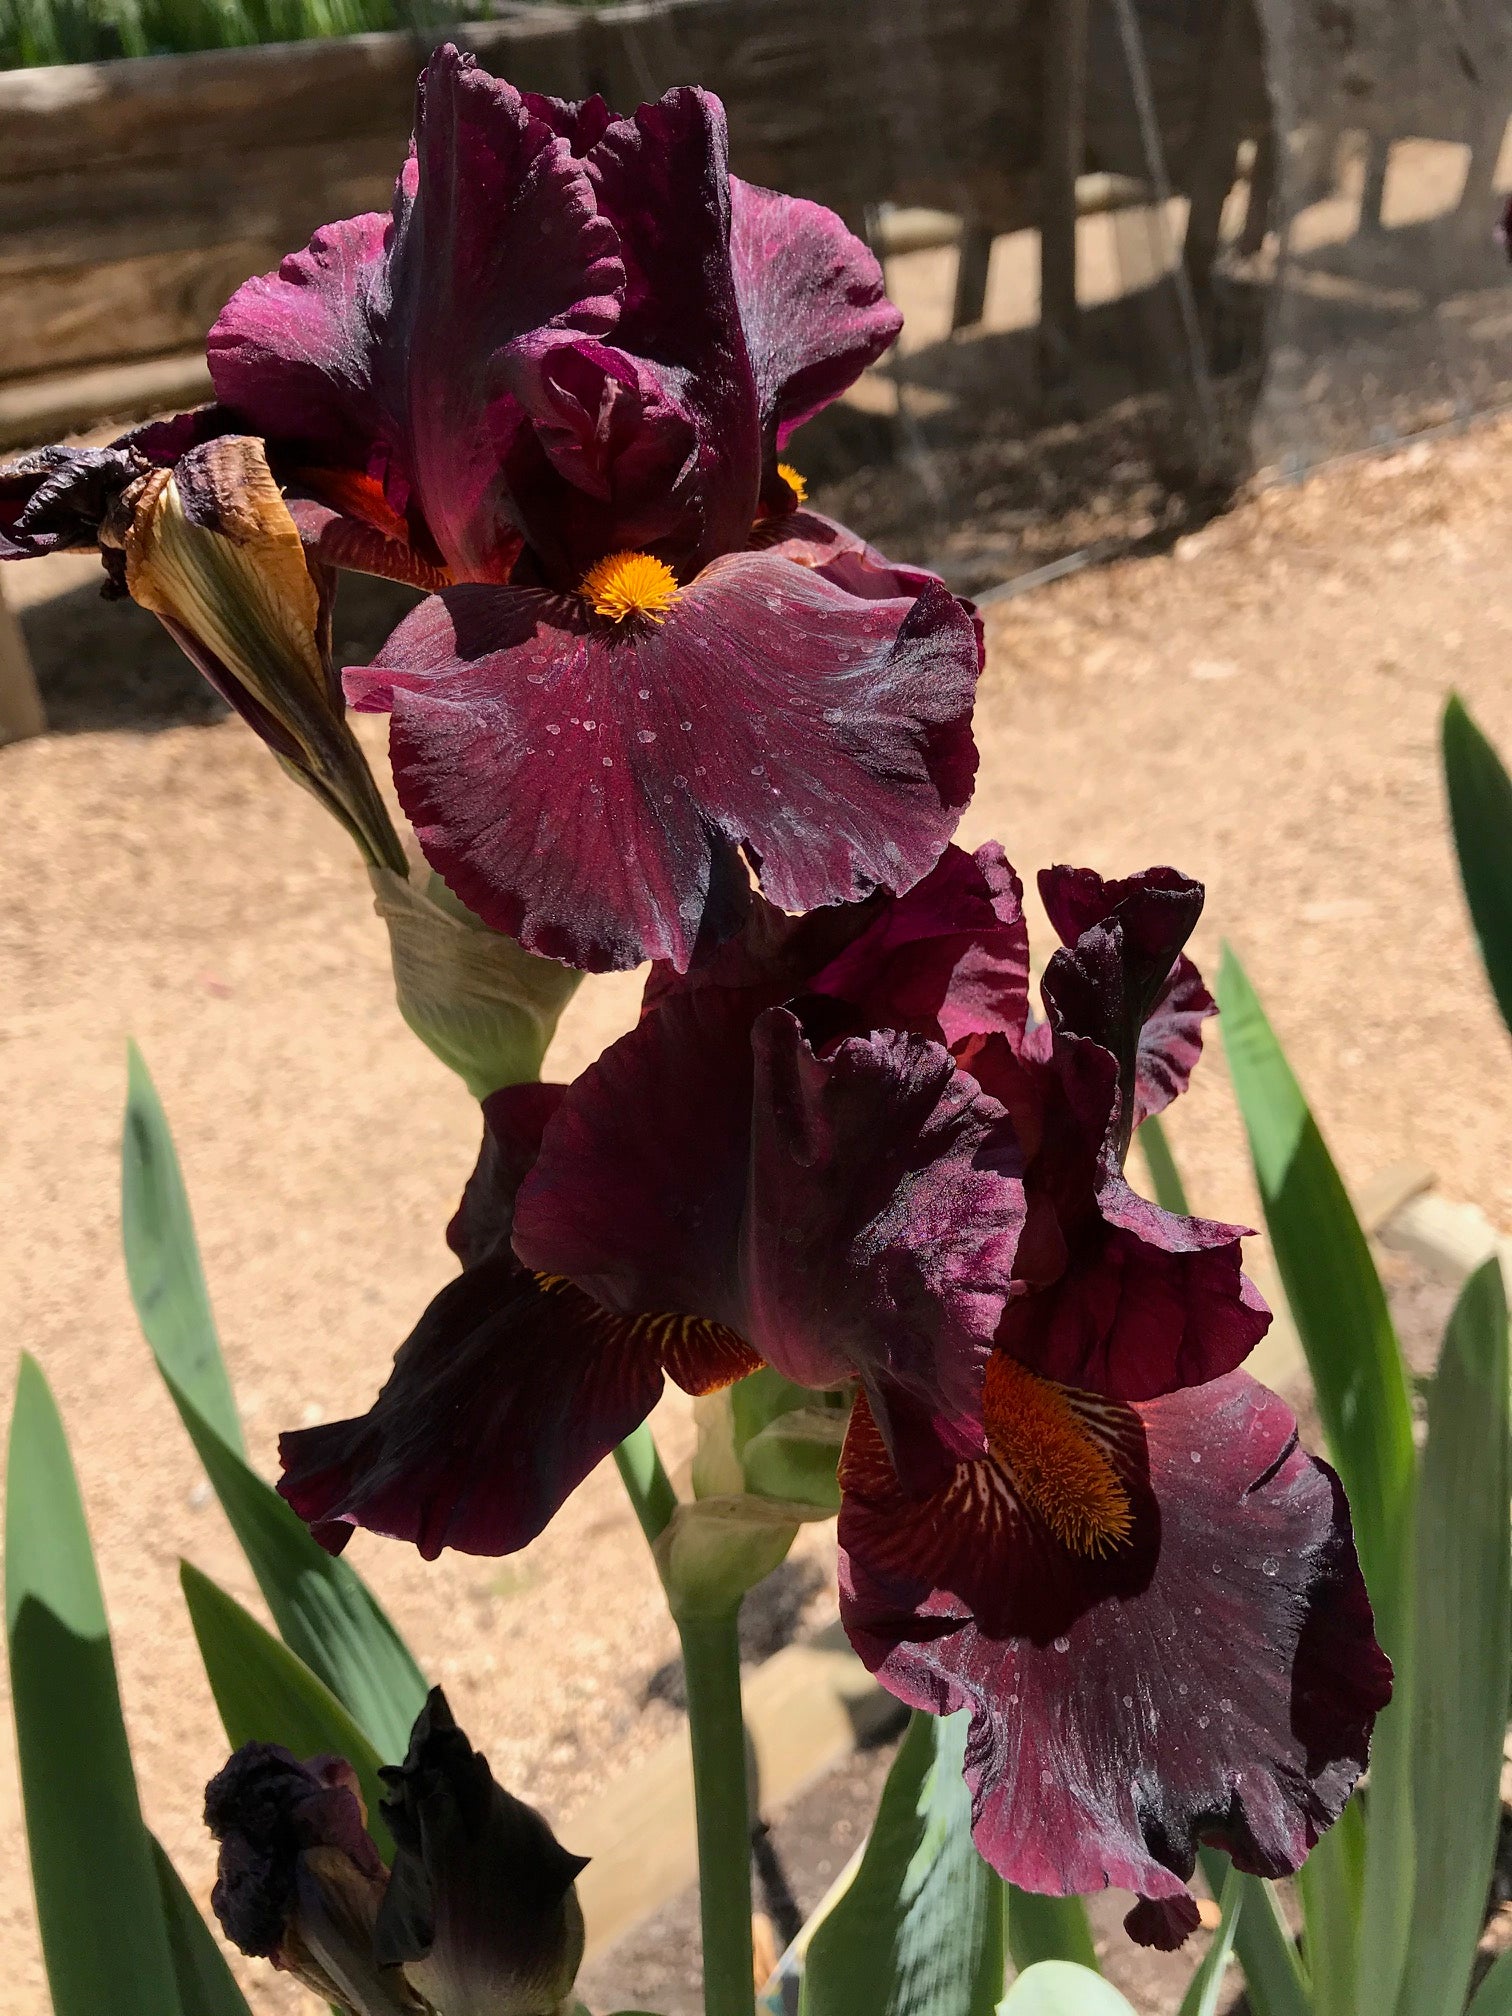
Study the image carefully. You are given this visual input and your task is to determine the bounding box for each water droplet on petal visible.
[680,720,693,732]
[751,764,764,777]
[638,688,651,701]
[1178,1682,1189,1696]
[1122,1695,1133,1708]
[674,774,687,788]
[602,756,613,768]
[638,729,656,744]
[1190,1450,1202,1463]
[1053,1636,1069,1653]
[1261,1558,1278,1577]
[546,723,561,735]
[1220,1699,1234,1714]
[583,718,596,731]
[694,765,707,777]
[1040,1770,1053,1788]
[1198,1715,1210,1729]
[1212,1562,1224,1574]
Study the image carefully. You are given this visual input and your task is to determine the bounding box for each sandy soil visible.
[3,414,1512,2014]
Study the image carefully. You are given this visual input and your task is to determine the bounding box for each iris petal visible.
[277,1256,750,1561]
[209,48,622,585]
[838,1371,1391,1940]
[346,548,980,973]
[729,178,901,503]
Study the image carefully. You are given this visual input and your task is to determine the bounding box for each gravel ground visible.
[2,414,1511,2014]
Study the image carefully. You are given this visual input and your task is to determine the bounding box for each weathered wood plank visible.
[0,350,212,452]
[0,136,398,277]
[0,240,289,376]
[0,7,587,176]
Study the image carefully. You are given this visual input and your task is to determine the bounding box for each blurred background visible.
[3,4,1512,2012]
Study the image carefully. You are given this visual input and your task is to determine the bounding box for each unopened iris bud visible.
[375,1689,588,2016]
[206,1694,584,2016]
[102,435,408,876]
[660,1371,852,1617]
[204,1743,424,2016]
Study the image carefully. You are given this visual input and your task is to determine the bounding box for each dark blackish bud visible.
[376,1689,589,2016]
[204,1742,426,2015]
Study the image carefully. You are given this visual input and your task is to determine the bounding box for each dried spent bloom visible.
[205,1692,586,2016]
[204,45,982,972]
[100,434,407,875]
[279,844,1388,1942]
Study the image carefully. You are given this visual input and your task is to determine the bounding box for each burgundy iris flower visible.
[197,46,982,971]
[280,844,1387,1941]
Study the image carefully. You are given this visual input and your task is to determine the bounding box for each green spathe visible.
[372,867,582,1099]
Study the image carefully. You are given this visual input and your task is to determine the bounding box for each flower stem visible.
[677,1606,755,2016]
[613,1423,678,1545]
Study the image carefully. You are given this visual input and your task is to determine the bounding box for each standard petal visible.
[1133,955,1214,1126]
[447,1081,570,1270]
[839,1373,1391,1939]
[745,1011,1021,1459]
[729,178,901,472]
[208,208,395,478]
[210,47,622,584]
[511,985,758,1324]
[997,1184,1272,1400]
[347,547,980,972]
[278,1256,667,1559]
[806,841,1030,1047]
[583,88,760,570]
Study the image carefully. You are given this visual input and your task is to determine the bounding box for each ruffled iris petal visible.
[807,841,1030,1047]
[729,178,901,495]
[583,88,760,571]
[746,1010,1021,1457]
[838,1372,1391,1940]
[346,548,980,973]
[512,1001,1022,1482]
[209,49,622,584]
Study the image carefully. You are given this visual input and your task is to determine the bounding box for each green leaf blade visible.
[1443,695,1512,1041]
[1194,1848,1308,2016]
[1395,1258,1511,2016]
[180,1560,393,1860]
[122,1041,242,1456]
[801,1709,1005,2016]
[6,1355,184,2016]
[150,1835,253,2016]
[123,1046,427,1759]
[1176,1863,1244,2016]
[1215,951,1416,1624]
[1004,1890,1099,1975]
[1216,951,1417,2016]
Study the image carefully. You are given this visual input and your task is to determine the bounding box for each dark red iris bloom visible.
[203,46,980,971]
[280,843,1387,1941]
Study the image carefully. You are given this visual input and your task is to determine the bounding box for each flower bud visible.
[369,867,581,1099]
[103,435,408,876]
[661,1371,851,1616]
[204,1743,424,2016]
[206,1694,586,2016]
[376,1690,588,2016]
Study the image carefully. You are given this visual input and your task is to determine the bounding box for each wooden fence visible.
[0,0,1270,445]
